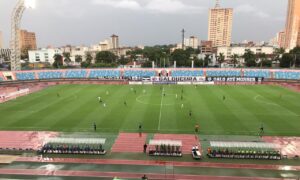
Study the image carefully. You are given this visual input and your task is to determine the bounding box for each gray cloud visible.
[0,0,287,48]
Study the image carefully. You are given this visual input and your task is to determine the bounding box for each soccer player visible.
[259,124,264,137]
[139,123,142,131]
[189,110,192,117]
[103,103,106,108]
[195,124,199,133]
[176,94,178,99]
[124,101,127,106]
[223,95,226,101]
[181,95,183,100]
[98,97,101,102]
[181,104,184,109]
[93,122,97,132]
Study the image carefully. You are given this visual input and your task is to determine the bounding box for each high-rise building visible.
[18,29,37,51]
[278,31,286,48]
[0,31,3,49]
[110,34,119,49]
[208,0,233,47]
[284,0,300,50]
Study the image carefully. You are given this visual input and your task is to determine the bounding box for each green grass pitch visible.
[0,84,300,136]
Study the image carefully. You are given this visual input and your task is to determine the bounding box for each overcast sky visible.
[0,0,287,48]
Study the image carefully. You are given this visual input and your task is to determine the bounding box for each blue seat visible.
[171,70,204,77]
[206,70,241,77]
[38,71,63,79]
[124,70,156,77]
[89,70,120,78]
[274,71,300,80]
[65,70,87,78]
[15,72,35,80]
[244,70,270,78]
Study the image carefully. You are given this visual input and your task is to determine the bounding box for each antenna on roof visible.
[215,0,220,8]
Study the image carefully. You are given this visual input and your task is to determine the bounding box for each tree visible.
[231,54,239,68]
[289,46,300,67]
[142,61,152,68]
[75,55,83,63]
[85,52,93,64]
[95,51,117,64]
[21,46,31,60]
[204,55,212,67]
[256,53,268,68]
[217,53,225,67]
[118,55,130,65]
[279,53,293,68]
[171,49,190,67]
[53,54,63,68]
[243,49,256,67]
[63,52,72,65]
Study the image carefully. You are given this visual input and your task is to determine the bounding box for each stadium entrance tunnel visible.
[136,93,187,106]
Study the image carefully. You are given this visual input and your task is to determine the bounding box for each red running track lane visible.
[16,157,300,171]
[153,134,201,154]
[263,136,300,158]
[0,169,287,180]
[111,133,147,153]
[0,131,58,150]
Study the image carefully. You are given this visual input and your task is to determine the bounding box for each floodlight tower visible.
[10,0,35,71]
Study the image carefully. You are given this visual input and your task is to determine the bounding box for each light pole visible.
[10,0,35,71]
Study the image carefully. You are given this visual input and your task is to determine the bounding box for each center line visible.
[158,88,164,131]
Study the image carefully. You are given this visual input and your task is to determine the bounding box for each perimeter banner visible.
[206,77,264,82]
[150,76,206,82]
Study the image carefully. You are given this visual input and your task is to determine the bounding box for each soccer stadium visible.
[0,68,300,179]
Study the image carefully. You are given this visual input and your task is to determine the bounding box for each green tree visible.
[279,53,293,68]
[75,55,82,63]
[217,53,225,68]
[85,52,93,64]
[118,55,130,65]
[204,55,212,67]
[289,46,300,67]
[142,61,152,68]
[63,52,72,66]
[256,53,268,68]
[95,51,117,64]
[53,54,63,68]
[231,54,239,68]
[243,49,256,67]
[171,49,190,67]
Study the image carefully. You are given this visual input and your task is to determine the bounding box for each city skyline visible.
[0,0,287,48]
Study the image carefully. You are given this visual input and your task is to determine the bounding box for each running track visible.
[0,169,289,180]
[16,157,300,171]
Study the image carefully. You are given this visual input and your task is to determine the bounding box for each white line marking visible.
[158,88,164,131]
[254,95,279,106]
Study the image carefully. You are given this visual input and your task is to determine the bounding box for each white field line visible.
[158,89,164,131]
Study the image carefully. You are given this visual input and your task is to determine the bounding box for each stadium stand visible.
[206,70,241,77]
[89,70,120,78]
[38,71,64,79]
[171,70,204,77]
[124,70,156,77]
[274,71,300,80]
[15,72,35,81]
[65,70,88,79]
[1,69,300,81]
[244,70,271,78]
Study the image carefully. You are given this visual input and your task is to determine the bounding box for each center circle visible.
[136,93,186,106]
